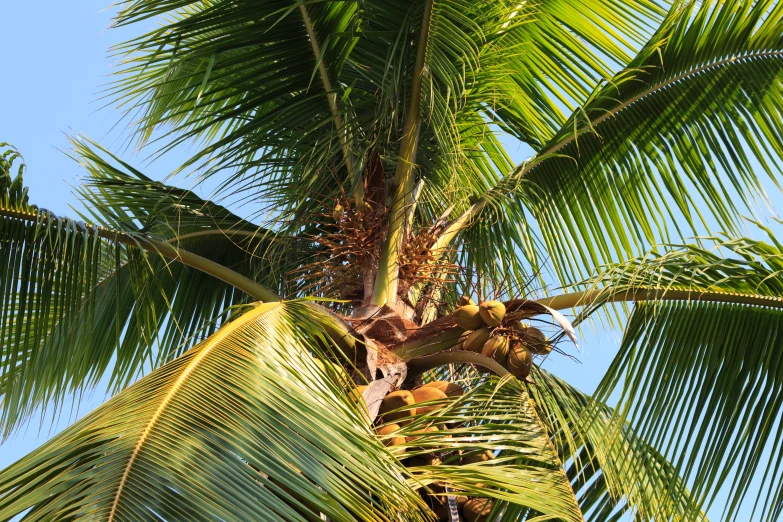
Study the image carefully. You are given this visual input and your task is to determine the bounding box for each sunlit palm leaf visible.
[0,300,429,521]
[532,369,708,521]
[397,376,583,521]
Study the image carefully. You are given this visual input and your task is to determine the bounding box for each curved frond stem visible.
[298,4,355,193]
[372,0,434,307]
[537,287,783,312]
[0,207,280,303]
[430,49,783,259]
[406,351,508,378]
[107,302,278,521]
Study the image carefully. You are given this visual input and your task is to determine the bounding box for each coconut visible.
[507,343,533,380]
[481,336,510,364]
[461,450,495,465]
[406,424,439,443]
[464,498,493,522]
[421,380,464,397]
[454,305,484,330]
[411,386,448,415]
[379,390,417,422]
[376,423,407,446]
[458,295,477,306]
[522,326,551,354]
[478,300,506,327]
[463,327,491,353]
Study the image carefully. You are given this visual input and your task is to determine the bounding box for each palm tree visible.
[2,0,783,519]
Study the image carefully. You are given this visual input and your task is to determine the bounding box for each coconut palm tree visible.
[3,0,783,519]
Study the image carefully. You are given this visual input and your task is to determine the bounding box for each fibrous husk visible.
[454,305,484,330]
[411,386,448,415]
[478,300,506,327]
[421,380,464,397]
[464,498,493,522]
[522,326,551,355]
[376,423,406,446]
[379,390,417,422]
[405,424,439,443]
[507,342,533,380]
[461,449,495,465]
[463,327,491,353]
[481,336,509,364]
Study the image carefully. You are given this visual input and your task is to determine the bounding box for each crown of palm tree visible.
[3,0,783,520]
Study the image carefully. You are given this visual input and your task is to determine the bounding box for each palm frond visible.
[568,233,783,521]
[532,369,708,521]
[0,300,429,521]
[442,0,783,288]
[0,140,279,436]
[398,376,584,521]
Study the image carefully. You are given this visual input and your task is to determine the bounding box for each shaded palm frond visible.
[0,300,429,522]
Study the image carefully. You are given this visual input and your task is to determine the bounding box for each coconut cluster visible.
[453,297,551,380]
[349,381,497,521]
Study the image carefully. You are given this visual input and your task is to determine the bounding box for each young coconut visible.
[411,386,448,415]
[481,336,510,364]
[421,380,464,397]
[458,295,477,306]
[464,498,493,522]
[379,390,417,423]
[463,327,491,353]
[478,300,506,327]
[405,424,439,443]
[507,342,533,380]
[454,305,484,330]
[348,385,368,414]
[522,326,551,355]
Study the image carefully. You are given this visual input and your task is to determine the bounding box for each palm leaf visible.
[568,234,783,521]
[532,369,708,521]
[0,141,278,436]
[0,300,429,521]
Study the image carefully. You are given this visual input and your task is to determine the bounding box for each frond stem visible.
[372,0,434,306]
[0,207,280,302]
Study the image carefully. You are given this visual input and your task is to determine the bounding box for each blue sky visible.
[0,2,778,520]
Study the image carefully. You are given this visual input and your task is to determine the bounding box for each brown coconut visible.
[379,390,417,422]
[421,380,464,398]
[464,327,491,353]
[507,342,533,380]
[411,386,448,415]
[464,498,493,522]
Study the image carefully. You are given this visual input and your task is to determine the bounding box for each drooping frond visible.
[442,0,783,288]
[0,140,279,436]
[0,301,429,521]
[553,233,783,521]
[532,369,708,521]
[396,376,584,521]
[594,300,783,521]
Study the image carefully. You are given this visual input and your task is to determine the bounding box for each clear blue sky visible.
[0,3,775,520]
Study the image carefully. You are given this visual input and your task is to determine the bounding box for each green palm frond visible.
[0,141,279,436]
[594,300,783,521]
[0,300,428,522]
[532,369,707,522]
[440,0,783,288]
[396,376,583,521]
[522,0,783,283]
[553,234,783,521]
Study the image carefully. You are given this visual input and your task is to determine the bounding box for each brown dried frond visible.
[291,193,387,300]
